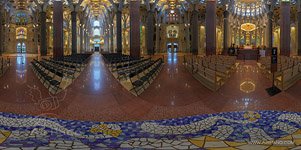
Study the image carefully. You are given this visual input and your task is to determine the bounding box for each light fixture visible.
[241,23,256,32]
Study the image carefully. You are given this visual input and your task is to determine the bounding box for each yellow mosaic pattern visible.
[0,130,11,144]
[90,124,122,138]
[189,129,301,149]
[243,111,261,122]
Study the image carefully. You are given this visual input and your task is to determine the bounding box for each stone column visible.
[297,0,301,55]
[267,9,273,50]
[155,17,160,53]
[85,30,89,51]
[116,9,122,54]
[0,10,2,56]
[191,9,199,55]
[280,1,291,56]
[254,29,258,47]
[53,1,64,59]
[184,12,190,53]
[238,28,241,46]
[130,0,140,58]
[205,0,216,55]
[259,28,262,46]
[110,22,114,52]
[40,11,47,56]
[233,28,237,46]
[146,10,155,55]
[71,11,77,55]
[223,10,229,55]
[244,31,246,45]
[80,25,83,53]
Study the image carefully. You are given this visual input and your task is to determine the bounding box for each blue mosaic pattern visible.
[0,110,301,149]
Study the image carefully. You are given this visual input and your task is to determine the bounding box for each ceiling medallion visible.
[241,23,256,32]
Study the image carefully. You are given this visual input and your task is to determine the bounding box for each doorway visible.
[17,42,26,53]
[167,42,178,53]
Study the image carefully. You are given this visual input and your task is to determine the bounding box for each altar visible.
[237,48,259,60]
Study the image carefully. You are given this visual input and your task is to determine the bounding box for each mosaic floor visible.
[1,111,301,149]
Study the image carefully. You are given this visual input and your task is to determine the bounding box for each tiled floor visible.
[1,110,301,149]
[1,53,301,122]
[1,53,301,149]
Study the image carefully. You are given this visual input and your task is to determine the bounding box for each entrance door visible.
[95,47,100,52]
[17,42,26,53]
[167,42,178,53]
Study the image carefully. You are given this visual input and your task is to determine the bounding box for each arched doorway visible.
[167,42,178,53]
[17,42,26,53]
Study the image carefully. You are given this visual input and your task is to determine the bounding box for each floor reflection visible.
[167,52,178,64]
[91,54,102,91]
[16,54,27,84]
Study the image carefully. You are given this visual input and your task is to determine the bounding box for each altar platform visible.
[237,48,260,60]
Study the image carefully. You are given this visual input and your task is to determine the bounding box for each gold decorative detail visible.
[243,111,261,122]
[240,80,256,93]
[0,130,11,144]
[90,124,122,138]
[241,23,256,32]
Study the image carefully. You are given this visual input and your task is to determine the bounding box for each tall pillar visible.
[233,28,237,45]
[80,25,83,52]
[223,10,229,54]
[116,9,122,54]
[267,9,273,50]
[239,28,241,46]
[255,29,258,46]
[53,1,64,59]
[244,31,246,45]
[191,9,199,55]
[280,1,291,56]
[0,10,2,56]
[297,0,301,55]
[130,0,140,58]
[184,12,190,53]
[155,17,160,53]
[146,11,155,55]
[259,28,262,46]
[110,22,114,52]
[205,0,216,55]
[40,11,47,56]
[71,11,77,55]
[85,31,89,51]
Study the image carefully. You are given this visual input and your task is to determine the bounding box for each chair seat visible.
[132,80,144,87]
[50,80,60,86]
[141,76,149,82]
[44,76,52,81]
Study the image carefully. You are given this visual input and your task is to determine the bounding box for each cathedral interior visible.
[1,0,301,149]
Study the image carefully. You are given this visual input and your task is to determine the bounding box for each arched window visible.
[94,21,100,27]
[94,28,100,36]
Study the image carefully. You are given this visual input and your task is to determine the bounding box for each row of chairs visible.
[102,53,139,67]
[102,53,164,96]
[31,60,65,94]
[57,54,91,65]
[111,58,150,73]
[115,58,152,80]
[0,57,10,77]
[128,58,163,95]
[258,56,301,90]
[185,55,238,91]
[31,54,91,94]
